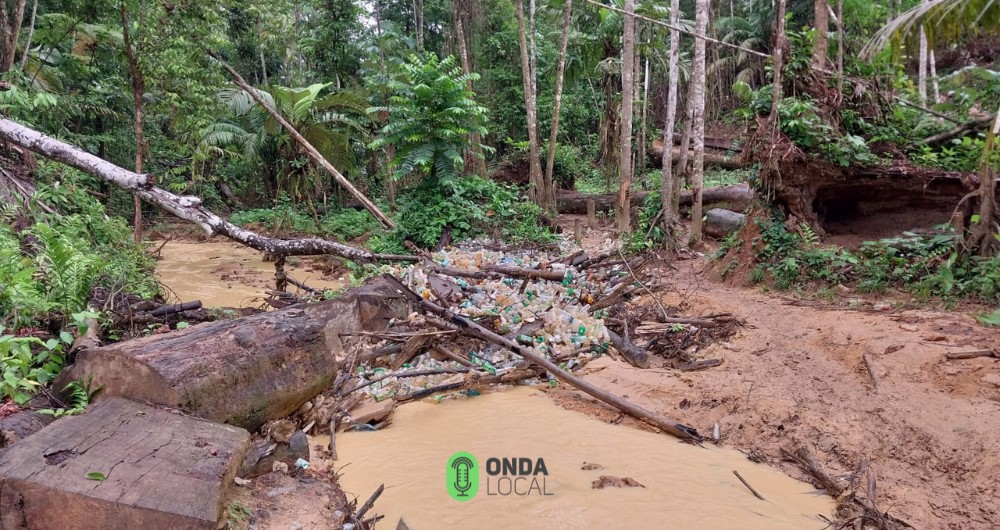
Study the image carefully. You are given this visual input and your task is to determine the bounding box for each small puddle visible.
[334,387,833,529]
[154,240,343,308]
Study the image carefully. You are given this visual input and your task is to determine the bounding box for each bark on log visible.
[655,135,741,153]
[919,115,993,147]
[0,397,249,530]
[557,183,751,214]
[55,278,408,432]
[0,118,415,265]
[704,208,746,238]
[650,139,746,169]
[0,410,54,448]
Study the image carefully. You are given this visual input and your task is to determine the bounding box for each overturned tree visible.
[557,184,752,215]
[0,118,415,265]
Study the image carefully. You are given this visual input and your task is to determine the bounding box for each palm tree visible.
[197,83,368,203]
[862,0,1000,255]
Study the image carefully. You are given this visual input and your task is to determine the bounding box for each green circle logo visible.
[446,451,478,501]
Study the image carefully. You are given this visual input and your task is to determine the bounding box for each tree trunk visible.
[930,48,939,103]
[56,278,407,432]
[121,2,147,243]
[836,0,844,99]
[967,107,1000,255]
[771,0,787,119]
[0,117,414,263]
[0,0,26,73]
[812,0,829,70]
[661,0,682,249]
[414,0,424,53]
[455,18,488,178]
[209,51,396,229]
[514,0,544,206]
[616,0,636,231]
[18,0,36,69]
[638,55,649,187]
[918,0,928,106]
[375,0,396,211]
[543,0,572,209]
[688,0,710,241]
[558,183,752,214]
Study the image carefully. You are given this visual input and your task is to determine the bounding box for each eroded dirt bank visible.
[550,257,1000,529]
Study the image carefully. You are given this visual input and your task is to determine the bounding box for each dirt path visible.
[552,216,1000,529]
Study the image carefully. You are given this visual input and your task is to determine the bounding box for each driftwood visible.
[382,274,702,441]
[944,349,998,360]
[0,118,414,265]
[607,329,651,369]
[782,446,844,497]
[557,183,751,215]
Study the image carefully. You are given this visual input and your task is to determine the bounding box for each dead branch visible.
[382,274,702,442]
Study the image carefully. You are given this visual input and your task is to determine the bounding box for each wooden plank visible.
[0,397,250,529]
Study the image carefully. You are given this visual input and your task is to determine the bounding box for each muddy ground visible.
[551,216,1000,529]
[166,218,998,529]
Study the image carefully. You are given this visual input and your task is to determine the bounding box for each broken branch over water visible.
[380,273,703,442]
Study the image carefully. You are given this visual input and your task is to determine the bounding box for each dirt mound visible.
[550,258,1000,529]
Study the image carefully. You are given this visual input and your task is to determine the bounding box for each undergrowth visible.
[715,211,1000,303]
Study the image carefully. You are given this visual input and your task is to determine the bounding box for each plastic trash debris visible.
[294,458,309,470]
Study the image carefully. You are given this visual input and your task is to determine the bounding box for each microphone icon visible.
[452,456,474,497]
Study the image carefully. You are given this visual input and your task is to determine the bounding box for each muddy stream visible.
[157,239,834,529]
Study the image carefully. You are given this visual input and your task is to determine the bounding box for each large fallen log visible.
[0,118,415,265]
[650,139,747,168]
[0,397,249,530]
[557,183,752,214]
[55,278,407,431]
[381,274,702,442]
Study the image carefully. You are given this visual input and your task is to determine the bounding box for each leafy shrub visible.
[0,329,72,405]
[392,175,555,248]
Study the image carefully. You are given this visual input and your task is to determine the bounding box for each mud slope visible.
[552,259,1000,529]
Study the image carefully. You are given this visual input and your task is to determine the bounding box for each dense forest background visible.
[0,0,998,404]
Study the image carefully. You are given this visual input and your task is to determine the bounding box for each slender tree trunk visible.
[456,18,488,178]
[836,0,844,100]
[639,55,649,187]
[543,0,573,209]
[930,49,940,103]
[771,0,787,120]
[968,107,1000,255]
[375,0,395,210]
[918,0,928,106]
[661,0,682,249]
[19,0,36,69]
[414,0,424,53]
[120,2,146,243]
[0,0,26,73]
[676,113,692,187]
[514,0,544,205]
[636,45,647,187]
[688,0,709,241]
[616,0,636,231]
[812,0,828,70]
[529,0,538,118]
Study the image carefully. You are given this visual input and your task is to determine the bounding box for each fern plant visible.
[369,53,491,185]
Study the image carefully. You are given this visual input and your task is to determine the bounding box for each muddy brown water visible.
[154,240,343,307]
[157,239,834,529]
[334,388,834,530]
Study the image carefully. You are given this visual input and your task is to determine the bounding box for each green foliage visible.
[230,201,379,241]
[370,53,491,184]
[625,192,664,253]
[39,378,98,418]
[390,175,556,248]
[719,212,1000,303]
[774,96,877,166]
[0,328,73,405]
[911,136,986,171]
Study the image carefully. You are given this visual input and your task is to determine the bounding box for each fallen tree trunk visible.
[919,115,993,147]
[658,134,740,152]
[381,274,702,442]
[650,141,746,169]
[55,278,407,431]
[208,51,395,229]
[704,208,746,238]
[0,118,416,265]
[557,183,751,214]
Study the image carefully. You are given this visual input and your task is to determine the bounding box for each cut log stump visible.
[0,397,250,530]
[704,208,747,238]
[56,278,407,432]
